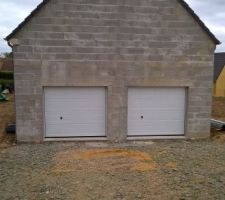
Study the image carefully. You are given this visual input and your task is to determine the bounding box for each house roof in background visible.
[5,0,221,45]
[214,52,225,81]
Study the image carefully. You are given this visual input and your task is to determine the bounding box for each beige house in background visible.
[214,53,225,97]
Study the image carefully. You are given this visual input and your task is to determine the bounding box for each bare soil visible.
[0,94,15,147]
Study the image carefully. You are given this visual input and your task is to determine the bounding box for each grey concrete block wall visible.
[11,0,216,142]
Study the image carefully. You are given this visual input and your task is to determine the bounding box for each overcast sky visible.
[0,0,224,53]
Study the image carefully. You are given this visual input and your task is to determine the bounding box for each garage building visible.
[6,0,220,142]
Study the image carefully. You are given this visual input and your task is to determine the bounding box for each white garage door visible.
[128,88,186,136]
[44,87,106,138]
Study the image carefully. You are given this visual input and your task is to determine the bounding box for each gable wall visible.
[12,0,216,142]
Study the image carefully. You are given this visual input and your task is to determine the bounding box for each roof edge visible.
[5,0,221,45]
[178,0,220,45]
[5,0,50,41]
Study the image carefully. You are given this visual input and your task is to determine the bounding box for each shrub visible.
[0,71,14,80]
[0,79,14,91]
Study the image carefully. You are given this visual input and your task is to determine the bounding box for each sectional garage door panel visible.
[128,88,186,136]
[44,87,106,138]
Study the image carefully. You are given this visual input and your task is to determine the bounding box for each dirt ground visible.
[1,141,225,200]
[0,94,15,146]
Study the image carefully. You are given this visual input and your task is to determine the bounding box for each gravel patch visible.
[0,140,225,200]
